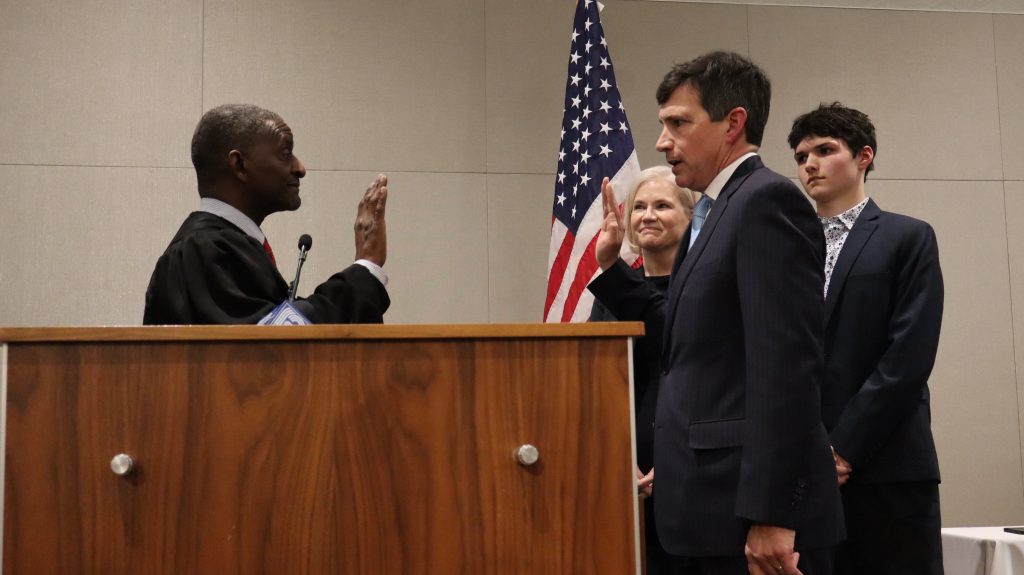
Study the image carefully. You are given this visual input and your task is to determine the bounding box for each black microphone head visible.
[298,234,313,252]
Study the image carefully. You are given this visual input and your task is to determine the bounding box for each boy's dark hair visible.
[788,102,877,179]
[655,51,772,146]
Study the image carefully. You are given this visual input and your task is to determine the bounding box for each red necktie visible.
[262,238,277,266]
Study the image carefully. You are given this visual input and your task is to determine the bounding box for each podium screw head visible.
[515,444,540,466]
[110,453,135,476]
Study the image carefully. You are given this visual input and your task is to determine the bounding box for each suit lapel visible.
[824,199,881,323]
[662,156,760,358]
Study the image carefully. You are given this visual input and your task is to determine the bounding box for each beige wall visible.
[1,0,1021,526]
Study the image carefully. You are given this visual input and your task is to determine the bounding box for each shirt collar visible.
[701,152,758,201]
[199,197,265,243]
[820,197,869,231]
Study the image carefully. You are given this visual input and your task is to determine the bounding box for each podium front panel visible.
[0,326,640,574]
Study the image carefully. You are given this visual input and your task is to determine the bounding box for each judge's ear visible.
[723,107,749,145]
[227,149,249,183]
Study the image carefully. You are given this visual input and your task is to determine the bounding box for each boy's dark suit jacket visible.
[823,198,942,483]
[590,156,844,557]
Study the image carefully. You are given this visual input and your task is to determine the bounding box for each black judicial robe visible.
[143,212,390,325]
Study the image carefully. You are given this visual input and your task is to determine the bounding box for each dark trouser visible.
[835,481,943,575]
[643,496,674,575]
[663,548,832,575]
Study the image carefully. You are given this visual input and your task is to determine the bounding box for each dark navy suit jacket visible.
[822,198,943,484]
[589,156,844,557]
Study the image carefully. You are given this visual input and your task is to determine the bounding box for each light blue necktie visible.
[689,195,714,249]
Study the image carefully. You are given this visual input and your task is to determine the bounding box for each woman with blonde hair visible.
[621,165,695,275]
[588,165,696,574]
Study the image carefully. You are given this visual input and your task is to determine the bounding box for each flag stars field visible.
[545,0,641,323]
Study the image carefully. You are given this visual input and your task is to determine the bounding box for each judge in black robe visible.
[143,103,390,326]
[143,211,389,325]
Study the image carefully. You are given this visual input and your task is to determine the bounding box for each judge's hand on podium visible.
[355,174,388,266]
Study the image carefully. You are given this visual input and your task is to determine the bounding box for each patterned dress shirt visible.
[821,197,869,298]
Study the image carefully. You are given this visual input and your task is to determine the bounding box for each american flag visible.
[543,0,640,323]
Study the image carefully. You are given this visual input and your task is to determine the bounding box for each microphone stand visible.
[288,235,312,301]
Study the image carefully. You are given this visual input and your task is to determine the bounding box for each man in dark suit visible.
[144,104,391,325]
[789,103,944,574]
[590,51,843,575]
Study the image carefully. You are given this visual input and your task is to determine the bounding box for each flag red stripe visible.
[544,229,577,320]
[560,232,600,322]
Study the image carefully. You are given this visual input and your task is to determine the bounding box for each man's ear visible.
[856,145,875,172]
[227,149,249,182]
[724,107,749,145]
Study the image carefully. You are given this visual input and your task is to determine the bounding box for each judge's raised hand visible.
[745,524,802,575]
[595,177,625,271]
[355,174,388,266]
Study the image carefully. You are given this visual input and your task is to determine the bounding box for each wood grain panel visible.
[4,335,636,574]
[0,323,643,343]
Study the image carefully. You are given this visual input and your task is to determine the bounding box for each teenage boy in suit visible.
[789,102,944,575]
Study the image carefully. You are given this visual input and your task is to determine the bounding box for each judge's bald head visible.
[191,104,284,184]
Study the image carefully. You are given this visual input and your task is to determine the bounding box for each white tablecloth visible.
[942,526,1024,575]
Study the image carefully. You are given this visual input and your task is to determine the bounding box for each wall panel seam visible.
[0,164,193,170]
[617,0,1024,15]
[484,0,491,322]
[1003,183,1024,501]
[5,166,1022,181]
[201,0,206,116]
[745,4,752,56]
[992,13,1006,181]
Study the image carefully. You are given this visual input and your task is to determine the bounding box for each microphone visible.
[288,234,313,301]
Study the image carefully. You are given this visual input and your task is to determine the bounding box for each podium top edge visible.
[0,322,644,343]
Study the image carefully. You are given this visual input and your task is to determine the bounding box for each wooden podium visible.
[0,323,643,574]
